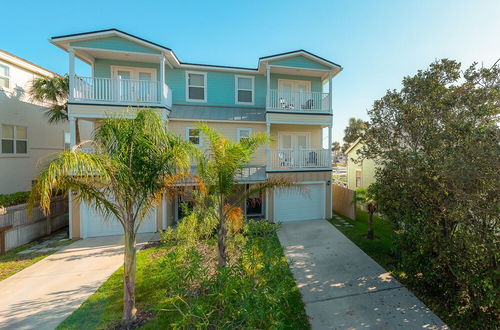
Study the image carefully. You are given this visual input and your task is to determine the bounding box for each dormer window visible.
[186,72,206,102]
[0,64,9,89]
[235,75,254,104]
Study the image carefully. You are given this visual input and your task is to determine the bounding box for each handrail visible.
[269,148,331,169]
[267,89,330,112]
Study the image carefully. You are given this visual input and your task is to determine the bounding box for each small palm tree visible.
[196,124,294,267]
[353,186,377,240]
[28,109,193,326]
[29,75,81,143]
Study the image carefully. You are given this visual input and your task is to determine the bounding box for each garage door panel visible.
[81,202,157,237]
[274,183,325,222]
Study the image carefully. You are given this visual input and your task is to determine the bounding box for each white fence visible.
[268,89,330,112]
[269,149,330,169]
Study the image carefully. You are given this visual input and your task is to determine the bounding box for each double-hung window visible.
[237,128,252,142]
[2,124,27,154]
[0,64,9,89]
[186,127,201,146]
[235,75,254,104]
[186,72,206,102]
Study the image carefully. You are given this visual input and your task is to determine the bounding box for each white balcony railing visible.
[267,89,330,113]
[269,148,330,169]
[72,76,166,105]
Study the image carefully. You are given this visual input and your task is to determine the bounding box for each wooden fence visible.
[0,196,68,253]
[332,184,356,220]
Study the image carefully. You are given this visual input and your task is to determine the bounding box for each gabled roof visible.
[0,49,59,78]
[50,29,342,75]
[259,49,342,69]
[344,137,363,155]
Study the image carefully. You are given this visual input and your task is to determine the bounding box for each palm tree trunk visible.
[122,227,137,325]
[366,211,375,240]
[75,118,81,145]
[217,196,227,267]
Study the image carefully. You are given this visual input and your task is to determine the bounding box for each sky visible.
[1,0,499,142]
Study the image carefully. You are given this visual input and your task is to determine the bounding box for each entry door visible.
[112,67,157,102]
[279,133,309,167]
[278,80,311,109]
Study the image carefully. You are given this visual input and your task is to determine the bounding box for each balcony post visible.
[69,116,76,148]
[266,122,271,168]
[328,124,333,168]
[160,55,166,103]
[328,71,332,113]
[68,48,75,101]
[266,63,270,108]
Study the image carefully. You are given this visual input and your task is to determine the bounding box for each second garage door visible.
[274,182,325,222]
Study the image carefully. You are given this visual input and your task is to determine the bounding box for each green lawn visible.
[329,210,397,270]
[58,231,309,329]
[0,229,74,281]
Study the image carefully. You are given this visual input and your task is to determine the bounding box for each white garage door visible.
[81,202,157,237]
[274,182,325,222]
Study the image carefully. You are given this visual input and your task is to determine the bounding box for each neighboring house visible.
[50,29,343,238]
[345,137,376,190]
[0,50,69,194]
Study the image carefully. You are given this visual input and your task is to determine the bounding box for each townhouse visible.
[50,29,342,238]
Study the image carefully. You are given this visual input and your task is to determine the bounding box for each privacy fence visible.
[332,184,356,220]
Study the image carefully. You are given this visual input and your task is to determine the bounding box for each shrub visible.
[243,219,281,238]
[0,191,30,208]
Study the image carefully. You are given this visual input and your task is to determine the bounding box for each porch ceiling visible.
[72,47,161,64]
[269,65,329,79]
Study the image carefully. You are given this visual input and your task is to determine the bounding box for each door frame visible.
[273,181,326,221]
[110,65,157,81]
[278,131,311,149]
[277,79,311,92]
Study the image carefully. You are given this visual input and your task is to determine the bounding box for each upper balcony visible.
[267,89,330,113]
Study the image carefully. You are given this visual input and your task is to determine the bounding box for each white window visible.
[237,128,252,142]
[235,75,254,104]
[1,124,27,154]
[64,132,71,150]
[355,170,362,187]
[0,64,9,89]
[186,72,207,102]
[186,127,201,146]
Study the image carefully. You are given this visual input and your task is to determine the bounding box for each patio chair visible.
[302,99,314,110]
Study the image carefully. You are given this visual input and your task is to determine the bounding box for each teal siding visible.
[166,68,266,107]
[269,55,329,70]
[70,36,160,55]
[93,59,159,79]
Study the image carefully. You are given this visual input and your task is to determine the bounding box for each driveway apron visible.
[277,219,447,329]
[0,233,158,330]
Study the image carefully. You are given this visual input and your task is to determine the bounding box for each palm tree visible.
[28,109,192,326]
[353,187,377,240]
[196,124,294,267]
[29,74,81,143]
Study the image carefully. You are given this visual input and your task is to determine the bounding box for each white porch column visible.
[69,116,76,148]
[266,64,270,108]
[266,122,271,168]
[160,56,166,101]
[68,48,75,101]
[328,71,333,113]
[328,124,333,168]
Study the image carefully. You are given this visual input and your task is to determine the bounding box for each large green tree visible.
[362,59,499,327]
[29,109,192,326]
[29,74,81,143]
[343,117,367,145]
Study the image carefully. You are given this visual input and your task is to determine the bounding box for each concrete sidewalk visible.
[278,220,447,329]
[0,233,158,330]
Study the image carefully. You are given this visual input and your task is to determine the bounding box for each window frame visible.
[185,126,202,146]
[1,124,28,155]
[355,169,362,187]
[0,63,10,89]
[237,128,253,142]
[235,75,255,105]
[185,71,207,103]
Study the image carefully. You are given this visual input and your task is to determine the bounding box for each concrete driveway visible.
[0,233,158,330]
[277,220,448,329]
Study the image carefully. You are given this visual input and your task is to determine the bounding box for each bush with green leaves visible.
[243,219,281,238]
[362,59,499,328]
[0,191,30,208]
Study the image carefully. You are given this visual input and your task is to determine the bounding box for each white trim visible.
[237,127,253,142]
[185,126,202,146]
[185,71,207,103]
[1,124,28,155]
[269,64,331,73]
[273,181,326,220]
[0,63,10,89]
[235,75,255,105]
[0,50,57,78]
[267,120,332,126]
[169,118,263,124]
[260,50,342,70]
[344,137,362,155]
[180,64,258,74]
[71,46,163,59]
